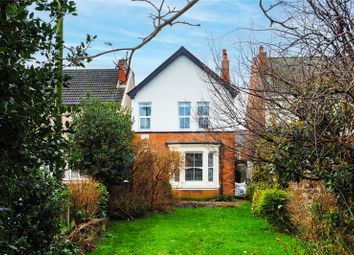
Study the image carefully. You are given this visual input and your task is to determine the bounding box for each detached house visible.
[127,47,238,198]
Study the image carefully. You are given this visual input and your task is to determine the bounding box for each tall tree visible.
[206,0,354,201]
[0,1,76,253]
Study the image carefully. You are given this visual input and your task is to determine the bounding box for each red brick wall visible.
[173,189,219,199]
[244,47,267,159]
[134,132,236,198]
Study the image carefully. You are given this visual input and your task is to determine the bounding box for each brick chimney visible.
[258,45,267,69]
[117,59,128,85]
[221,49,230,82]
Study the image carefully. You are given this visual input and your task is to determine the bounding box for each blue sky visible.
[64,0,272,83]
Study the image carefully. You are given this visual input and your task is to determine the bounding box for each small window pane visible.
[179,117,190,128]
[194,153,203,167]
[140,118,150,129]
[185,169,194,180]
[139,103,151,116]
[184,104,190,115]
[208,153,214,182]
[198,117,209,129]
[208,153,213,167]
[195,168,203,180]
[208,168,213,182]
[185,153,194,167]
[197,102,209,116]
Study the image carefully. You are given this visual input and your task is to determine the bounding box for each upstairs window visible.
[139,103,151,129]
[185,153,203,181]
[178,102,190,129]
[197,102,209,129]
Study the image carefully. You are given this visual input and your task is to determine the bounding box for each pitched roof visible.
[127,46,236,99]
[262,56,321,97]
[63,69,125,105]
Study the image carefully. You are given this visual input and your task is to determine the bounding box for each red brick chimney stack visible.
[258,46,267,68]
[221,49,230,82]
[117,59,128,85]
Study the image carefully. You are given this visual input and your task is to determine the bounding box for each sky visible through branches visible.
[64,0,273,82]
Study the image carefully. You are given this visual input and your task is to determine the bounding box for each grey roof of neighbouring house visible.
[263,57,321,97]
[62,69,125,105]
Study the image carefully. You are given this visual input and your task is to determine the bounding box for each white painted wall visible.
[121,71,135,110]
[131,55,236,132]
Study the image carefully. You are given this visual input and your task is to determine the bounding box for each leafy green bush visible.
[48,239,80,255]
[251,190,263,216]
[95,182,109,218]
[252,188,291,232]
[246,181,278,201]
[0,168,68,254]
[70,95,134,188]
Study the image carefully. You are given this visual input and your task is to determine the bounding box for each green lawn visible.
[91,203,301,255]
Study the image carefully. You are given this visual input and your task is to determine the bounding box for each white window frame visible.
[197,102,209,129]
[208,152,214,182]
[184,152,203,181]
[178,102,191,129]
[139,102,151,130]
[168,143,219,190]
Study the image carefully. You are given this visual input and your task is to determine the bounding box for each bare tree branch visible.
[65,0,199,64]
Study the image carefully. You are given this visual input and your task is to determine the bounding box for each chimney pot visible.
[258,46,267,67]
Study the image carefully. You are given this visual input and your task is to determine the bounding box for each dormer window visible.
[197,102,209,129]
[139,103,151,129]
[178,102,190,129]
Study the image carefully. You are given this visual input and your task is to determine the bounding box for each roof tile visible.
[63,69,124,105]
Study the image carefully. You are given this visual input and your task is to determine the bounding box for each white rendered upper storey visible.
[128,47,237,132]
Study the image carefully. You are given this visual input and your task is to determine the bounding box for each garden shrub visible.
[69,95,134,188]
[251,163,274,183]
[252,188,291,232]
[66,218,108,253]
[251,190,263,216]
[131,141,181,212]
[96,182,109,218]
[68,179,108,224]
[286,180,353,254]
[0,168,68,254]
[108,141,181,219]
[247,181,278,201]
[108,186,148,220]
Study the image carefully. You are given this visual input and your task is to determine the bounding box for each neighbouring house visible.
[127,47,240,199]
[244,46,311,166]
[62,61,134,181]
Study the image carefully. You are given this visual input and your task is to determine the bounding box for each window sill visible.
[171,182,219,190]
